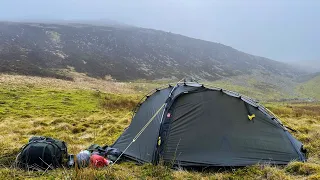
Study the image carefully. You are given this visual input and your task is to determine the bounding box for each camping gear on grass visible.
[90,154,109,168]
[75,145,119,168]
[86,144,120,162]
[86,144,108,156]
[16,136,68,170]
[76,150,91,168]
[67,154,75,168]
[112,80,307,167]
[106,147,121,162]
[105,147,121,157]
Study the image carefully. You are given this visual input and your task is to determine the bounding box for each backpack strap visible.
[41,143,51,168]
[43,137,67,152]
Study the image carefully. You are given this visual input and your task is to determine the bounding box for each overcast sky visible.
[0,0,319,63]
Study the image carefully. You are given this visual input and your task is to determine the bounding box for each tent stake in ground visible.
[112,80,306,167]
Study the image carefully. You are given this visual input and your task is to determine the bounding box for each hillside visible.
[0,21,305,81]
[297,73,320,100]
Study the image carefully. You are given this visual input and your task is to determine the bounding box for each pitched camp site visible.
[113,80,306,166]
[15,80,307,172]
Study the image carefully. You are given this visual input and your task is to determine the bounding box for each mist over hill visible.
[0,21,307,81]
[291,60,320,73]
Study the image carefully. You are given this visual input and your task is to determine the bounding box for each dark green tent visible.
[112,81,306,166]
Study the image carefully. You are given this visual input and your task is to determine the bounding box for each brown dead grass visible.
[0,72,134,94]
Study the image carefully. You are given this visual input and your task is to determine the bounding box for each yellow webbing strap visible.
[248,114,256,121]
[158,137,161,146]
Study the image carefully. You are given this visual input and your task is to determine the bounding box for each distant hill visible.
[291,60,320,73]
[296,72,320,82]
[0,21,306,81]
[296,73,320,100]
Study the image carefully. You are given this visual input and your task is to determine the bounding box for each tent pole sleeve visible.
[153,84,179,164]
[111,103,166,166]
[159,85,177,124]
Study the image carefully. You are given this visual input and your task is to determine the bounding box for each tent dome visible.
[112,82,306,167]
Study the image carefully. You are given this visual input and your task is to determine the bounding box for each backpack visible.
[16,136,68,170]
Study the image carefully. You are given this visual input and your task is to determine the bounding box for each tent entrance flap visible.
[111,87,173,163]
[112,103,166,165]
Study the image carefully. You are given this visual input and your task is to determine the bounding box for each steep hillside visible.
[0,21,304,81]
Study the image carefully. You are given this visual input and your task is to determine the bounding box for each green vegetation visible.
[205,76,300,101]
[297,75,320,100]
[46,31,61,44]
[0,83,141,167]
[204,81,270,100]
[0,75,319,179]
[0,87,100,118]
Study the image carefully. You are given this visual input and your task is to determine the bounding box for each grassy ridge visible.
[204,80,298,102]
[297,75,320,100]
[0,76,319,179]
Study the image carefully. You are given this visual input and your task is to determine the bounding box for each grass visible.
[0,74,319,179]
[296,74,320,100]
[204,80,298,102]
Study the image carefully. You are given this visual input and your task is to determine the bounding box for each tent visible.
[112,80,306,166]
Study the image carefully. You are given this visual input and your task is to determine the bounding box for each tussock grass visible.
[266,103,320,164]
[0,73,135,94]
[100,93,139,110]
[0,74,319,179]
[286,161,320,176]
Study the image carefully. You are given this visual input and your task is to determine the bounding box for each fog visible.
[1,0,319,64]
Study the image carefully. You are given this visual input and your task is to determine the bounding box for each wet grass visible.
[0,75,319,179]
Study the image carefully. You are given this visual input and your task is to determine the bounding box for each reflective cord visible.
[264,107,297,132]
[111,103,166,166]
[265,107,285,126]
